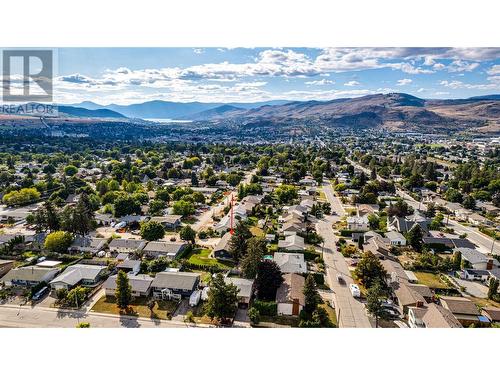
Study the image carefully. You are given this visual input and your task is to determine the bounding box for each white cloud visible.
[344,80,360,86]
[396,78,412,86]
[439,80,497,90]
[305,79,334,85]
[487,65,500,75]
[447,60,479,72]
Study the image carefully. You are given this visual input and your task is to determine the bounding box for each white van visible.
[349,283,361,298]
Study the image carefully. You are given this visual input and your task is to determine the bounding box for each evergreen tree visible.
[228,221,252,260]
[452,251,462,271]
[240,237,266,278]
[303,274,320,315]
[255,260,283,300]
[366,282,387,328]
[488,278,499,300]
[115,270,132,309]
[405,225,424,251]
[205,273,239,324]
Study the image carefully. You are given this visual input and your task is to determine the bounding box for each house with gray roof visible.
[69,236,107,254]
[1,266,59,287]
[49,264,107,291]
[455,247,499,270]
[143,241,186,259]
[104,274,154,298]
[225,277,254,308]
[109,239,146,254]
[151,271,200,298]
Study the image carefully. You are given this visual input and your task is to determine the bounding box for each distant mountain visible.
[58,106,126,118]
[199,93,499,133]
[468,94,500,101]
[184,104,244,121]
[72,100,291,119]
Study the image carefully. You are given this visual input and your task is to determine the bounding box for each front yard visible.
[91,296,179,320]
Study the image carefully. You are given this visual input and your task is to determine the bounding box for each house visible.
[277,234,306,252]
[387,211,430,233]
[108,239,146,254]
[104,274,154,298]
[225,277,254,308]
[461,269,490,282]
[385,231,407,246]
[143,241,186,259]
[276,273,305,316]
[214,214,239,234]
[280,220,306,236]
[356,204,379,216]
[481,307,500,323]
[439,296,481,326]
[150,215,183,230]
[408,303,462,328]
[393,283,432,314]
[1,266,59,287]
[273,252,307,274]
[95,213,113,226]
[0,259,15,278]
[455,247,498,270]
[69,236,106,254]
[49,264,107,292]
[347,214,369,231]
[151,271,200,298]
[116,259,141,275]
[213,232,232,260]
[468,213,491,226]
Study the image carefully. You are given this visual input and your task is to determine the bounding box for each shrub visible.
[248,307,261,325]
[252,300,277,316]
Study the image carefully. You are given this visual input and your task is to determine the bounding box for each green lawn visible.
[91,296,179,320]
[187,247,231,268]
[250,226,265,236]
[319,302,337,327]
[414,272,447,289]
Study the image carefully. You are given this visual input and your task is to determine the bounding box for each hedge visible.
[253,300,277,316]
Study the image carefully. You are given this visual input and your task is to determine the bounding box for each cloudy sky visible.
[50,47,500,104]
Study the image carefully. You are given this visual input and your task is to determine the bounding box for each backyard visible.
[91,296,179,320]
[414,272,448,289]
[186,247,232,269]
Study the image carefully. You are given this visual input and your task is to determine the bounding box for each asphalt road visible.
[317,183,371,328]
[0,304,205,328]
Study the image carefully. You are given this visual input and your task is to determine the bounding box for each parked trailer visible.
[349,283,361,298]
[189,290,201,307]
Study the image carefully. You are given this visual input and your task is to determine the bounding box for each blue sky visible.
[52,48,500,104]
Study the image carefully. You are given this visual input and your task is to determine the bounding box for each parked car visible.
[32,286,49,301]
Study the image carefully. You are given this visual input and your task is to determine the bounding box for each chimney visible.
[487,259,493,271]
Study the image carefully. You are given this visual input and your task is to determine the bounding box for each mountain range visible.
[2,93,498,133]
[71,100,291,119]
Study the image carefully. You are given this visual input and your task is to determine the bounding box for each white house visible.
[49,264,107,292]
[347,214,369,231]
[385,231,407,246]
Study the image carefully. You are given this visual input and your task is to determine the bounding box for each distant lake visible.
[145,118,192,124]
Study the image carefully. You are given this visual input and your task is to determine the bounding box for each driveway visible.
[452,277,488,298]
